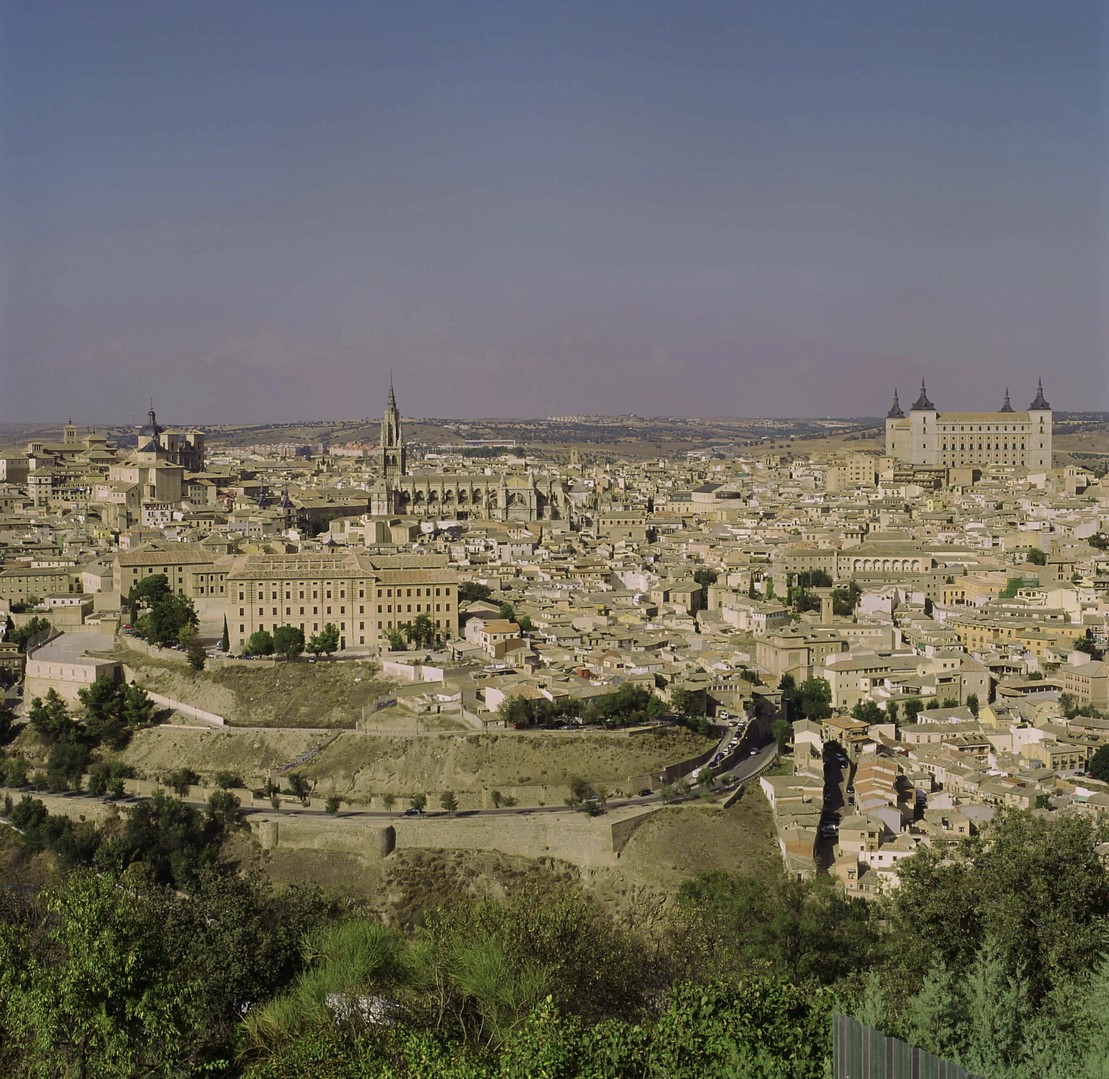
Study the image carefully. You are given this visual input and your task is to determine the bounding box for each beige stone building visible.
[369,383,570,523]
[884,380,1052,470]
[223,550,457,652]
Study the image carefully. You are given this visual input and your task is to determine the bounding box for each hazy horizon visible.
[3,0,1107,424]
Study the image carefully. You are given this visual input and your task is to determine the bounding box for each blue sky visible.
[1,0,1105,423]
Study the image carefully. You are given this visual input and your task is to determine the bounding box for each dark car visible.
[638,788,652,797]
[403,807,423,817]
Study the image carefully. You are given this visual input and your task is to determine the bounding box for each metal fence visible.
[833,1016,982,1079]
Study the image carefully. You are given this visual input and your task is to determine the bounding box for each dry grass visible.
[119,647,392,728]
[299,727,714,799]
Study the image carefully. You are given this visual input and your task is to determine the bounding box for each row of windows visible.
[236,585,452,601]
[239,603,451,619]
[942,443,1025,451]
[240,620,450,638]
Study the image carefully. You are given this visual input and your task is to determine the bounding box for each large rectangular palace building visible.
[884,380,1052,470]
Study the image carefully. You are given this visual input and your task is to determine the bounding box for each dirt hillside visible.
[118,647,392,728]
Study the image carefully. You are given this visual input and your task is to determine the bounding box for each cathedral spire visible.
[1028,378,1051,411]
[380,375,406,481]
[911,379,935,411]
[1000,387,1014,413]
[887,388,904,419]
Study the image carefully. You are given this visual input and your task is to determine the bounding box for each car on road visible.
[749,749,758,756]
[638,788,652,797]
[819,822,839,838]
[403,807,423,817]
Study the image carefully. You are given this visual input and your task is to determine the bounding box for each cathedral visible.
[884,380,1052,470]
[369,382,569,523]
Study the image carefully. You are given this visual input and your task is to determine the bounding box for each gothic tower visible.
[380,376,406,481]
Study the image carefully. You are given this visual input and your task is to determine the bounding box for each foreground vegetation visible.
[0,792,1107,1077]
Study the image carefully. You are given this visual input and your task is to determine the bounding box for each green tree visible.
[214,770,242,790]
[498,601,516,622]
[324,795,341,815]
[144,593,198,648]
[1074,634,1104,659]
[1027,547,1047,565]
[406,613,437,648]
[382,793,396,814]
[87,762,111,797]
[966,693,979,716]
[851,700,885,725]
[246,629,275,656]
[2,756,30,787]
[9,615,52,652]
[165,768,199,798]
[287,773,311,804]
[206,789,241,826]
[903,698,924,721]
[386,628,408,651]
[29,689,79,745]
[796,677,833,721]
[831,582,862,617]
[887,811,1109,1005]
[45,740,90,792]
[0,868,201,1076]
[440,790,459,816]
[220,614,230,652]
[307,623,340,656]
[458,582,493,604]
[79,675,126,747]
[1088,744,1109,782]
[121,682,155,731]
[693,567,719,588]
[186,638,206,670]
[409,793,427,812]
[773,716,793,753]
[272,625,305,660]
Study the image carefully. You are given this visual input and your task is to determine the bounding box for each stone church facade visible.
[369,384,570,523]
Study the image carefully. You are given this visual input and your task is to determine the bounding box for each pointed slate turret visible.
[910,379,935,411]
[886,389,904,419]
[1028,378,1051,411]
[999,387,1014,413]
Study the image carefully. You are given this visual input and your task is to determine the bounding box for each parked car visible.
[638,788,652,797]
[403,807,423,817]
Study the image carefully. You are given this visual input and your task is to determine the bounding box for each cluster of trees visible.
[245,623,340,659]
[3,614,52,652]
[128,573,200,648]
[1074,632,1105,661]
[0,806,1107,1075]
[778,674,832,724]
[497,682,665,731]
[16,680,156,791]
[385,613,441,652]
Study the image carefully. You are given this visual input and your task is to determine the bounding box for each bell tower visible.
[380,374,406,481]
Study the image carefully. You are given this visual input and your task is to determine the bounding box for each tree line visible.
[0,804,1104,1075]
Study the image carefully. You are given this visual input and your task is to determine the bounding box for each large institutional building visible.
[884,380,1052,470]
